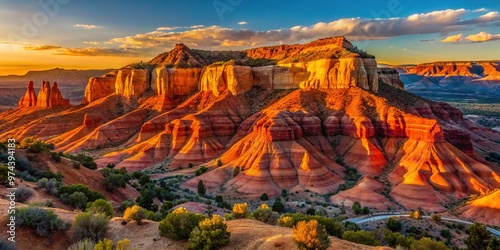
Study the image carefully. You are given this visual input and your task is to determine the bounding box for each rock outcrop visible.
[18,81,70,108]
[49,82,70,107]
[18,81,37,108]
[36,81,51,108]
[378,68,404,90]
[83,77,116,104]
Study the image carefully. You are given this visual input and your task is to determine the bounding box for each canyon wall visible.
[18,81,70,108]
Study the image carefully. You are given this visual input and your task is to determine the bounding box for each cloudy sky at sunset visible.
[1,0,499,75]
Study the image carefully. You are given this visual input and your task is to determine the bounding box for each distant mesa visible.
[18,81,70,108]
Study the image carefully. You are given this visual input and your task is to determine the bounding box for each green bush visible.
[279,216,295,228]
[343,221,361,231]
[87,199,114,218]
[383,231,410,248]
[410,237,449,250]
[119,199,136,212]
[352,201,362,215]
[292,219,331,250]
[67,191,88,210]
[387,217,402,232]
[187,215,230,250]
[50,152,61,163]
[15,206,67,237]
[197,180,206,196]
[103,174,126,192]
[0,165,9,186]
[252,204,279,225]
[58,184,105,206]
[158,207,206,240]
[260,193,268,201]
[21,137,54,153]
[195,166,208,176]
[65,154,97,170]
[342,230,380,246]
[73,212,109,242]
[272,198,284,212]
[465,222,491,250]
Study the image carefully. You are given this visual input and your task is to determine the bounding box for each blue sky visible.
[0,0,499,74]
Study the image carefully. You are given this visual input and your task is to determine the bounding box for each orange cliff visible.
[18,81,70,108]
[81,36,380,104]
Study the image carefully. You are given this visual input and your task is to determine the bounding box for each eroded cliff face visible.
[83,77,116,104]
[49,82,70,107]
[152,67,201,97]
[378,68,404,90]
[199,65,254,96]
[123,69,149,98]
[18,81,70,108]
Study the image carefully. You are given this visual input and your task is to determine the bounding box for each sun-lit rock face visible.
[153,67,201,97]
[115,68,131,95]
[49,82,70,107]
[124,69,149,98]
[36,81,51,108]
[83,77,116,104]
[199,65,254,96]
[18,81,37,108]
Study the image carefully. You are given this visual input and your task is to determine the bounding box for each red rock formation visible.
[124,69,149,98]
[378,68,404,90]
[18,81,37,107]
[83,76,116,104]
[200,64,254,96]
[49,82,70,107]
[153,67,201,97]
[36,81,51,108]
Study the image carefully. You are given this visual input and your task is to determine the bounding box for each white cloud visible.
[83,41,100,45]
[473,8,488,12]
[74,24,103,30]
[465,31,500,42]
[238,21,248,25]
[156,25,205,31]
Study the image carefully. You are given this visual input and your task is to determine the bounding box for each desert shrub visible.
[292,219,331,250]
[232,202,248,219]
[342,230,380,246]
[21,137,54,153]
[58,184,105,206]
[465,222,491,250]
[195,166,208,176]
[489,238,500,250]
[260,192,269,201]
[440,229,451,240]
[410,237,449,250]
[272,198,284,212]
[94,238,113,250]
[67,191,88,210]
[103,174,126,192]
[383,231,410,248]
[87,199,114,218]
[15,206,67,237]
[158,207,206,240]
[312,216,344,238]
[187,214,230,250]
[160,201,174,215]
[65,153,97,170]
[73,212,109,242]
[343,221,361,231]
[215,195,223,203]
[352,201,362,215]
[431,214,442,223]
[279,216,295,228]
[123,205,147,224]
[119,199,136,212]
[50,152,61,163]
[15,185,34,203]
[197,180,206,196]
[252,204,279,225]
[306,207,316,215]
[67,238,95,250]
[387,217,402,232]
[362,206,370,215]
[216,159,223,167]
[116,239,131,250]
